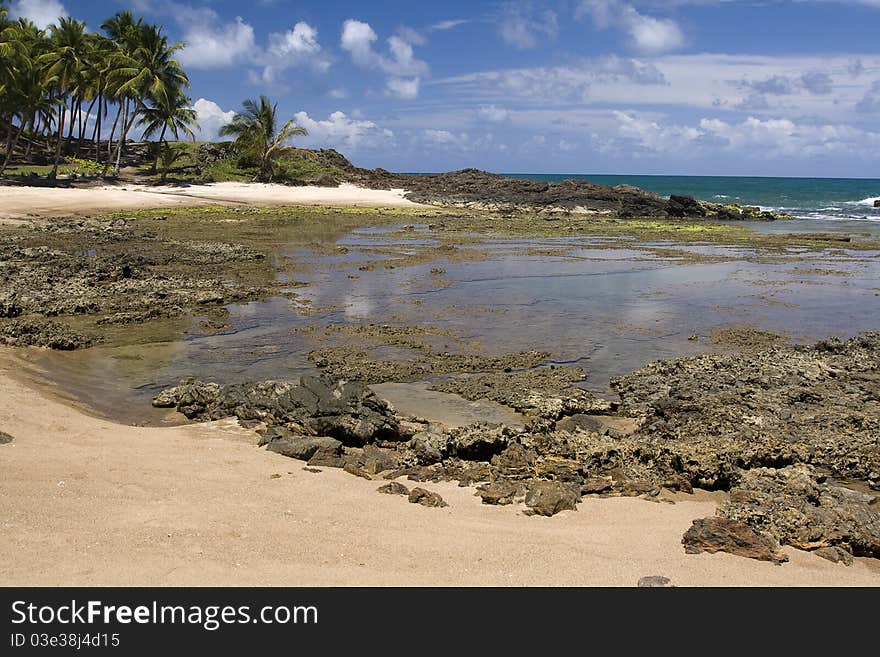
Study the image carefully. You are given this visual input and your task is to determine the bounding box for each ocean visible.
[507,174,880,224]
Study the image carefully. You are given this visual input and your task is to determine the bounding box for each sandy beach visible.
[0,352,876,587]
[0,182,424,223]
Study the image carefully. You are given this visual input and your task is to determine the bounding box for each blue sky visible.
[8,0,880,175]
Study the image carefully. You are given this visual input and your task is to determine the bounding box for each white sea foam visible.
[853,196,879,206]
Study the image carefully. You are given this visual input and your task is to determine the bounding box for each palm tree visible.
[157,142,186,183]
[219,96,308,182]
[0,21,57,175]
[138,88,198,173]
[106,21,188,175]
[37,17,88,179]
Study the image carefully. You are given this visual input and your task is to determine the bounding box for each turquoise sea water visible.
[507,174,880,223]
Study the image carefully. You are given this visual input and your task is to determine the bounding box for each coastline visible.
[0,181,426,222]
[0,181,878,586]
[1,351,876,586]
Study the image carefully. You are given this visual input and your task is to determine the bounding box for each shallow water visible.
[25,220,880,425]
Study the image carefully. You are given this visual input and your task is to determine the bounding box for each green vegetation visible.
[0,5,197,178]
[219,95,308,182]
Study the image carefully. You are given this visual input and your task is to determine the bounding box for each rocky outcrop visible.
[611,333,880,487]
[377,481,409,496]
[699,201,793,221]
[524,480,579,516]
[152,376,401,445]
[682,517,788,563]
[719,465,880,558]
[0,431,13,445]
[408,488,448,507]
[0,318,93,350]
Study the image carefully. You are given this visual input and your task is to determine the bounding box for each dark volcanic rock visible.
[524,480,579,516]
[637,576,673,587]
[0,431,13,445]
[370,168,685,217]
[446,423,510,461]
[408,487,448,507]
[377,481,409,495]
[152,376,400,445]
[813,546,854,566]
[265,436,343,461]
[476,480,521,505]
[490,443,537,479]
[581,476,614,495]
[343,462,373,480]
[611,333,880,485]
[719,465,880,558]
[666,195,706,218]
[682,517,788,563]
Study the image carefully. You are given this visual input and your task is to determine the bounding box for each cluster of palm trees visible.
[0,7,198,179]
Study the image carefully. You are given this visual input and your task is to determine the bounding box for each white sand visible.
[1,351,877,586]
[0,182,425,222]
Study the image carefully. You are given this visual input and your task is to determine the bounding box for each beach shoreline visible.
[0,181,426,223]
[0,182,878,587]
[1,351,877,586]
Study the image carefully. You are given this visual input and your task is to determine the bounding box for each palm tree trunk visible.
[80,97,96,147]
[93,94,103,163]
[1,120,15,176]
[152,124,167,174]
[24,113,35,162]
[2,121,26,174]
[104,101,122,176]
[66,98,76,141]
[51,105,66,180]
[114,100,142,176]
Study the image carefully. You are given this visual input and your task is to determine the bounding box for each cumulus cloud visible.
[293,111,395,151]
[191,98,235,141]
[9,0,67,28]
[177,13,256,69]
[386,77,421,100]
[576,0,684,54]
[611,110,880,159]
[497,3,558,50]
[340,19,428,77]
[340,20,428,99]
[258,21,332,83]
[149,3,329,82]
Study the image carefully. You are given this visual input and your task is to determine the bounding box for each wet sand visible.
[1,352,877,586]
[0,182,424,222]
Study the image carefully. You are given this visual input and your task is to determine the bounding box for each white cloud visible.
[191,98,235,141]
[340,20,429,99]
[498,4,558,49]
[437,56,667,105]
[259,21,331,82]
[293,111,395,151]
[431,19,468,31]
[9,0,67,28]
[386,77,421,100]
[340,20,428,77]
[178,15,256,69]
[611,110,880,159]
[576,0,684,53]
[477,105,511,122]
[439,53,880,123]
[856,81,880,112]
